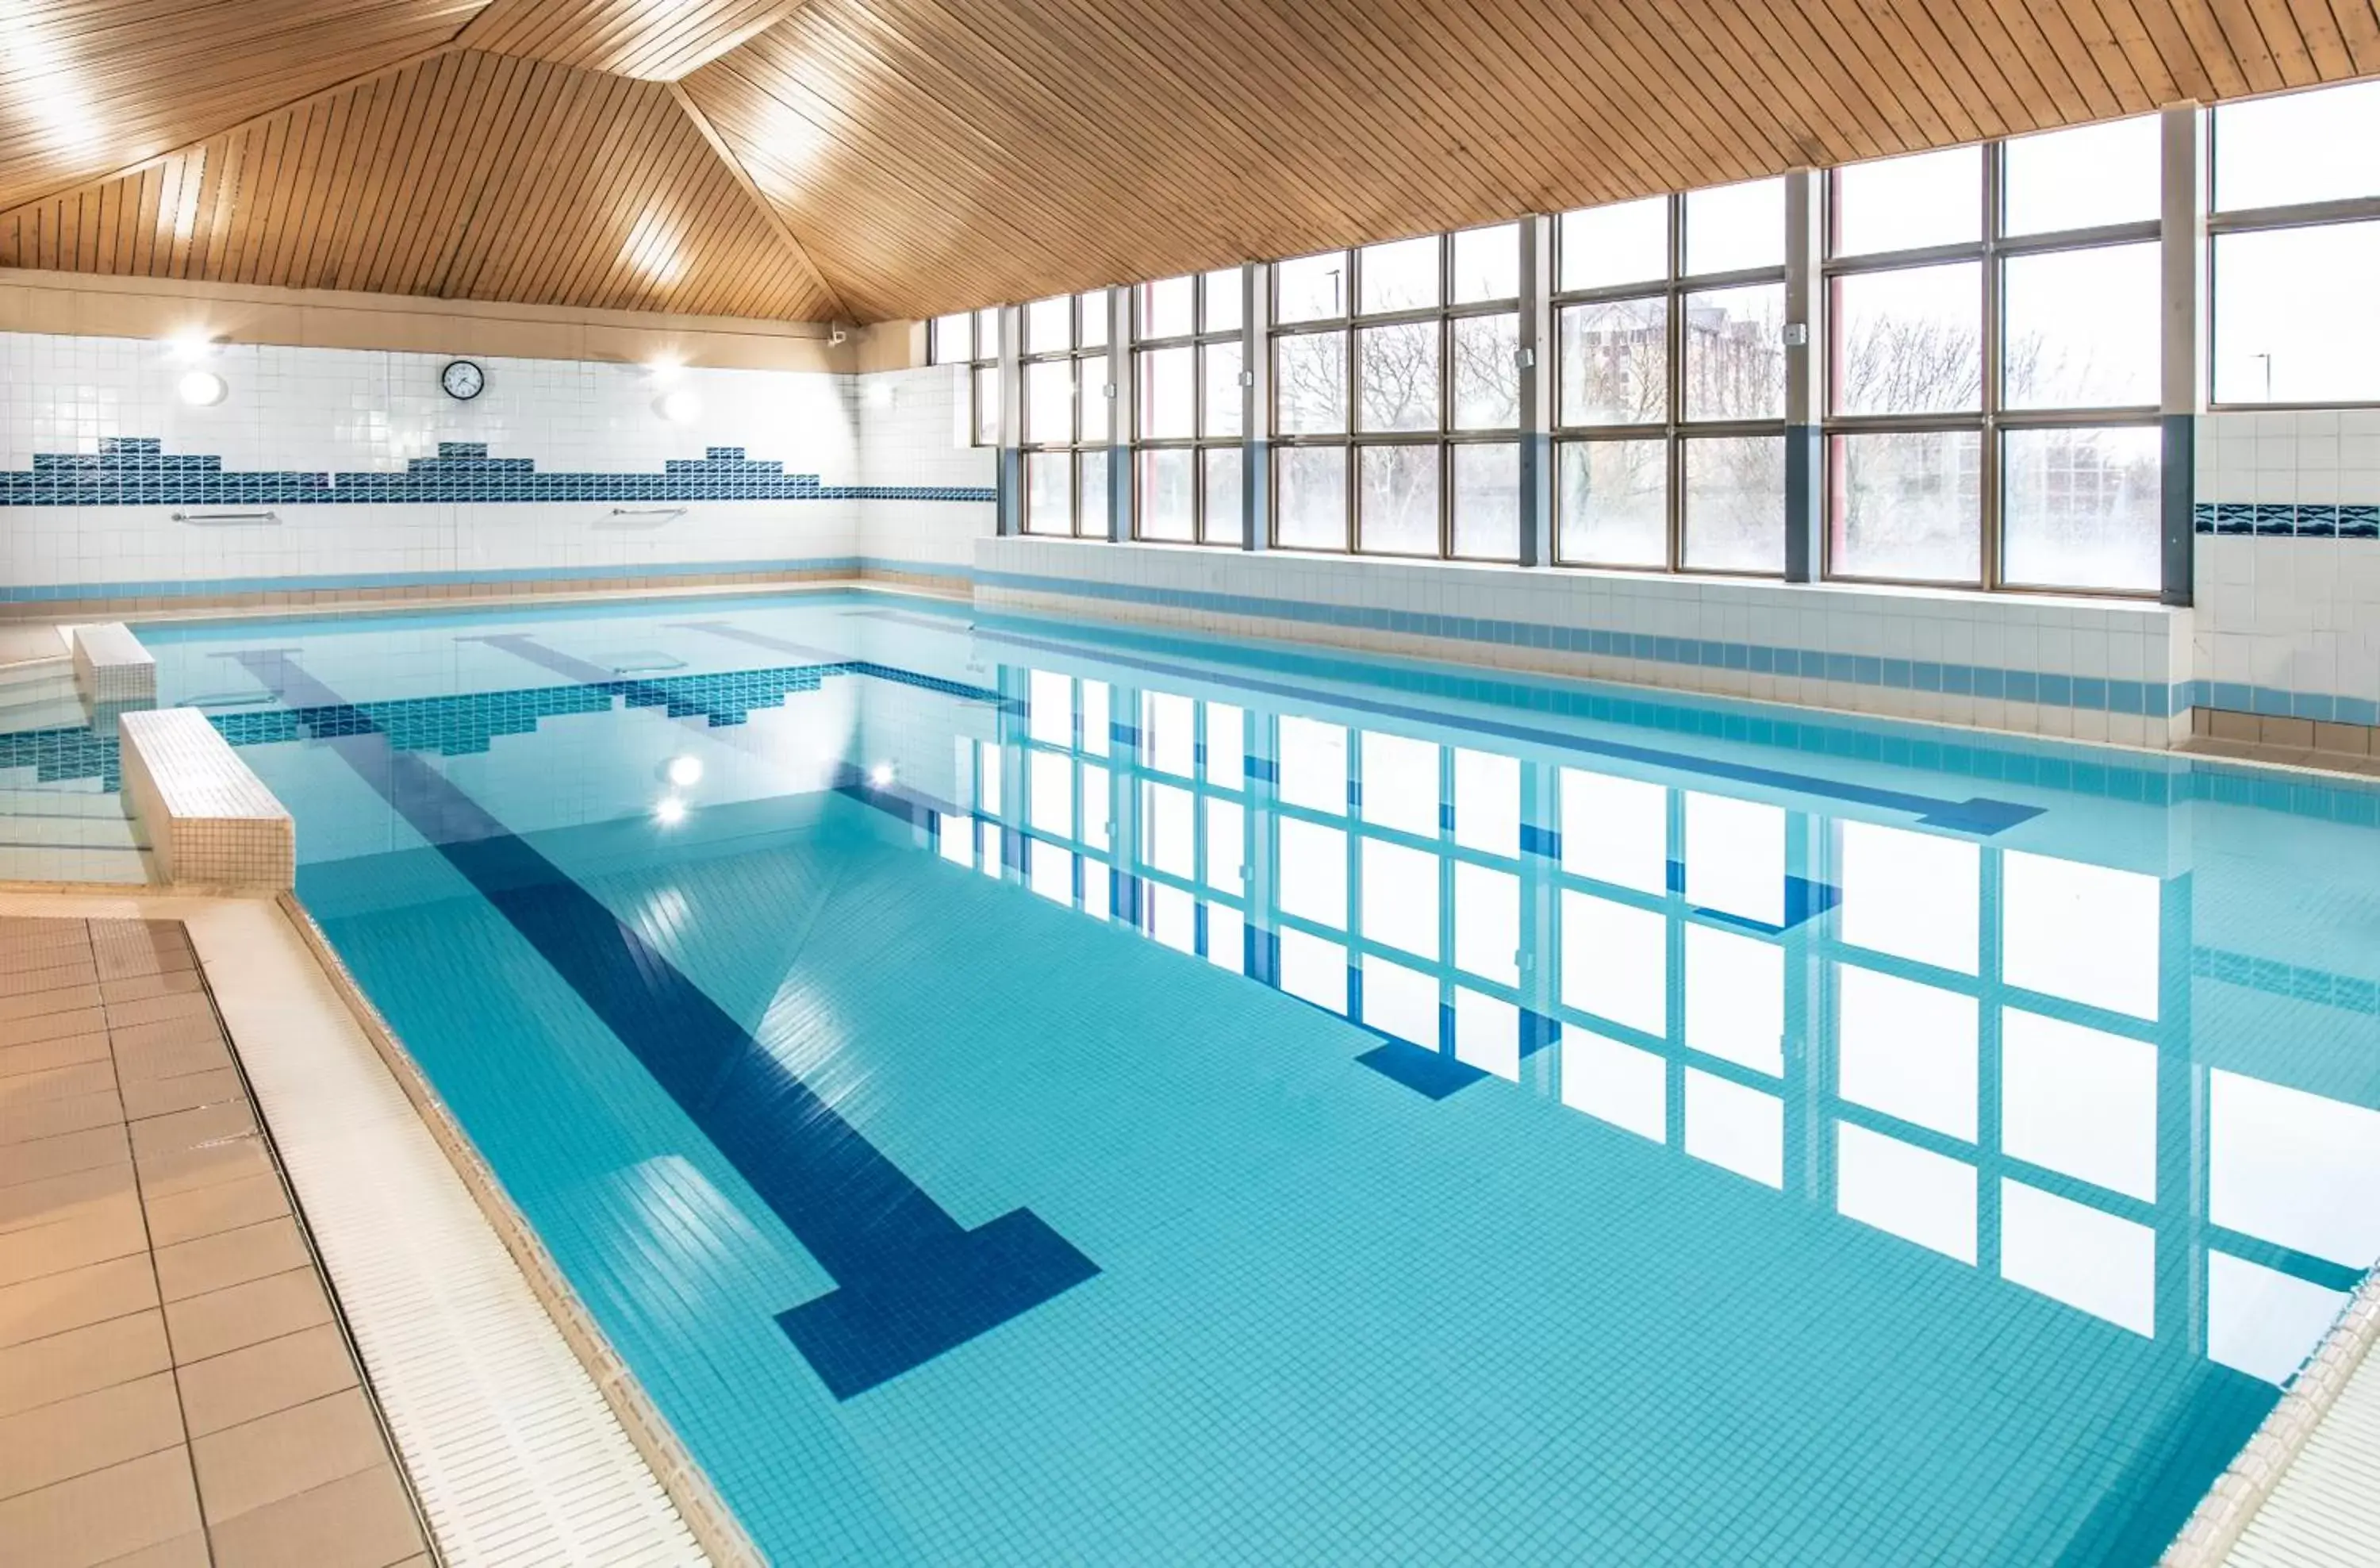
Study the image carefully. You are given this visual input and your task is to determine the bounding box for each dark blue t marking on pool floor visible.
[236,650,1098,1401]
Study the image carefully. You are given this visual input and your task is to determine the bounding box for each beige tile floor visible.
[0,915,429,1568]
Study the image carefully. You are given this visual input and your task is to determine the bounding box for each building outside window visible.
[1554,178,1788,575]
[1269,226,1523,559]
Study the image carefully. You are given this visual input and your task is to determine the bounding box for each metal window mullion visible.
[1346,307,1361,556]
[2205,194,2380,233]
[1667,193,1687,575]
[2163,102,2205,609]
[1439,254,1455,561]
[1983,141,2004,592]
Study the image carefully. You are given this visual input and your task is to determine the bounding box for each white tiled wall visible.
[856,364,994,576]
[0,332,865,601]
[2193,409,2380,721]
[977,536,2198,748]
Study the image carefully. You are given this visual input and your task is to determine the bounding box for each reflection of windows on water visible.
[939,660,2380,1388]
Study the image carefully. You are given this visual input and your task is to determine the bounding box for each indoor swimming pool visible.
[84,590,2380,1562]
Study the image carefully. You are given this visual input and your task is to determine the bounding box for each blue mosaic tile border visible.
[2194,501,2380,540]
[0,556,862,605]
[974,567,2198,721]
[0,437,996,507]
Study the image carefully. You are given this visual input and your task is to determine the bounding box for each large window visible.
[1270,225,1523,559]
[930,306,1004,448]
[1555,179,1787,574]
[1136,270,1245,545]
[2209,79,2380,408]
[1825,121,2163,593]
[1021,290,1115,537]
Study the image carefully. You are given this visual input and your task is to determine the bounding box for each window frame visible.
[1020,290,1116,538]
[1821,137,2163,595]
[2205,91,2380,413]
[1134,271,1246,546]
[1553,188,1790,576]
[1268,228,1524,562]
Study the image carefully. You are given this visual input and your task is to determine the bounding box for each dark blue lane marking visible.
[240,650,1098,1401]
[1356,1040,1489,1099]
[967,627,2045,835]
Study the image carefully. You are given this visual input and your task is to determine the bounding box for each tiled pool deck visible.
[0,915,428,1567]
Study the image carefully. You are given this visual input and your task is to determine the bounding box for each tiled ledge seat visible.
[67,622,155,705]
[117,709,294,890]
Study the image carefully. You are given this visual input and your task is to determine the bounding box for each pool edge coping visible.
[275,888,767,1567]
[2160,1257,2380,1564]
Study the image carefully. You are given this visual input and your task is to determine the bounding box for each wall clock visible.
[440,359,486,400]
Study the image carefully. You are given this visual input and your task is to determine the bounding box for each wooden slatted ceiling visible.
[0,48,839,320]
[459,0,812,80]
[0,0,486,213]
[681,0,2380,322]
[2,0,2378,325]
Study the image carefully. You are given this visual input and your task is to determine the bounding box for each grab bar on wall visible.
[174,509,280,525]
[603,506,686,521]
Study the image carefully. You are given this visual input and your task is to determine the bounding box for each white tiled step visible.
[0,809,144,847]
[0,844,149,882]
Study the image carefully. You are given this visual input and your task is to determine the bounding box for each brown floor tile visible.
[140,1171,288,1249]
[0,980,103,1024]
[0,1121,130,1189]
[0,1370,185,1499]
[204,1460,423,1568]
[0,1029,113,1081]
[0,1255,158,1348]
[134,1133,271,1203]
[109,1024,232,1082]
[129,1101,257,1167]
[155,1217,308,1304]
[1,1086,126,1146]
[0,1308,171,1418]
[0,958,102,995]
[102,992,214,1033]
[95,944,199,985]
[120,1067,244,1123]
[98,970,207,1005]
[163,1268,332,1363]
[93,1530,213,1567]
[0,940,91,976]
[0,1159,139,1236]
[0,1192,147,1287]
[0,1447,205,1568]
[175,1323,358,1438]
[0,1059,115,1109]
[189,1386,387,1525]
[2,1003,107,1047]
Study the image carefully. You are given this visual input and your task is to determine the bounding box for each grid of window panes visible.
[1554,179,1789,575]
[1134,270,1247,545]
[1022,290,1115,537]
[2207,78,2380,408]
[929,305,1005,448]
[1824,121,2164,593]
[1270,226,1525,559]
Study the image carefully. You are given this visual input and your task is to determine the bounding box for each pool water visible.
[124,589,2380,1564]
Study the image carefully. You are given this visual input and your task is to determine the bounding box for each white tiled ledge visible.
[117,705,294,889]
[68,618,155,703]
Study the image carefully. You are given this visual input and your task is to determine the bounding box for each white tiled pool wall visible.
[855,362,995,590]
[2194,409,2380,746]
[977,536,2202,748]
[0,329,870,608]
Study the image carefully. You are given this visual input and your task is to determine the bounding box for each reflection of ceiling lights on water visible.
[869,762,896,787]
[667,755,703,787]
[654,797,688,826]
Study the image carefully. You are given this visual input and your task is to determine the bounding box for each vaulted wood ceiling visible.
[2,0,2376,325]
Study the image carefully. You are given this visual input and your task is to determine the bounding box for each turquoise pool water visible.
[119,589,2380,1562]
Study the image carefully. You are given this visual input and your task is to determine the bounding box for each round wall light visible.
[176,370,228,407]
[654,387,703,425]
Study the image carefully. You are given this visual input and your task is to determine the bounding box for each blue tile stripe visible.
[2,556,864,605]
[0,436,996,507]
[975,567,2191,722]
[2194,501,2380,540]
[241,648,1096,1401]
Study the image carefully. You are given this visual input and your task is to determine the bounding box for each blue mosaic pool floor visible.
[101,590,2380,1563]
